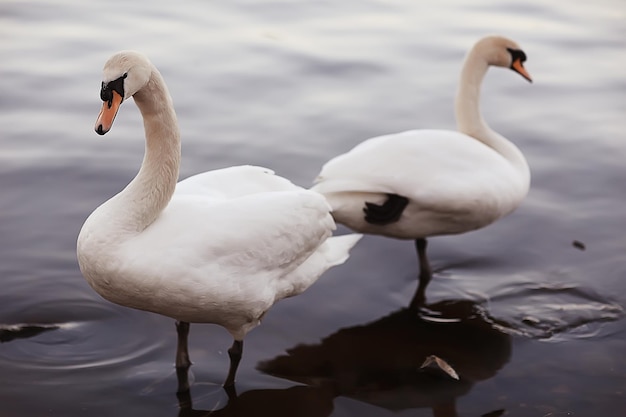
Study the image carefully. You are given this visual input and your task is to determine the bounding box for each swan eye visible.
[100,81,110,102]
[99,74,126,105]
[506,47,527,64]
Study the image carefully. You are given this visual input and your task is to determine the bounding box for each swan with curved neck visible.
[311,36,532,308]
[77,51,362,393]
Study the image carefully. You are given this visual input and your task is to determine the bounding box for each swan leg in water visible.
[224,339,243,388]
[175,321,191,393]
[410,238,432,308]
[174,321,243,392]
[363,194,433,307]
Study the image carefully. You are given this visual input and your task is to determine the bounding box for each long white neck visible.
[113,68,181,233]
[454,48,528,175]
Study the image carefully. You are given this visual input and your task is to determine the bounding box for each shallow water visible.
[1,0,625,416]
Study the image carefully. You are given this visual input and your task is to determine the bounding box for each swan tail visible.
[275,233,362,300]
[322,233,363,267]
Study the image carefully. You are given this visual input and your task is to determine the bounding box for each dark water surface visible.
[1,0,625,416]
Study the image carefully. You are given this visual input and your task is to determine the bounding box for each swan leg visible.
[410,238,432,309]
[176,385,193,411]
[223,339,243,388]
[223,383,238,401]
[175,321,192,393]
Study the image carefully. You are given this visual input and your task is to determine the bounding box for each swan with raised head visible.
[76,51,362,392]
[311,35,532,307]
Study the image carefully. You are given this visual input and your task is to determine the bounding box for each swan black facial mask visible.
[95,73,127,135]
[506,48,532,82]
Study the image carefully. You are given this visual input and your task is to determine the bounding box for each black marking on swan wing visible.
[364,194,409,225]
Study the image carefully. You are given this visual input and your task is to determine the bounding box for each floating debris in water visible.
[481,409,506,417]
[0,323,60,343]
[420,355,459,380]
[572,240,586,250]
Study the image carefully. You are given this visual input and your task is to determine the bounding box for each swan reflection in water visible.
[175,383,335,417]
[174,299,511,416]
[254,299,511,417]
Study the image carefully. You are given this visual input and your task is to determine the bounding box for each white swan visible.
[311,36,532,307]
[76,51,362,392]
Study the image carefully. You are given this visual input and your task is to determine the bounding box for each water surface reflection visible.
[0,323,59,343]
[176,384,335,417]
[258,299,511,417]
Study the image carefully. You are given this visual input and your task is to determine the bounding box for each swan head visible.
[95,51,153,135]
[476,36,532,83]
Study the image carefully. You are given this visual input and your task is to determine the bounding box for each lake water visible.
[1,0,625,416]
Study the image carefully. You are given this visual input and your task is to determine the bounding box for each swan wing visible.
[314,129,520,206]
[176,165,303,199]
[124,187,335,289]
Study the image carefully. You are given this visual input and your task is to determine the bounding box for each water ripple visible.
[484,281,624,340]
[0,296,166,371]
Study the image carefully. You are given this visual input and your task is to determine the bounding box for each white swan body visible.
[311,36,532,305]
[80,165,359,338]
[76,51,361,387]
[313,128,528,239]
